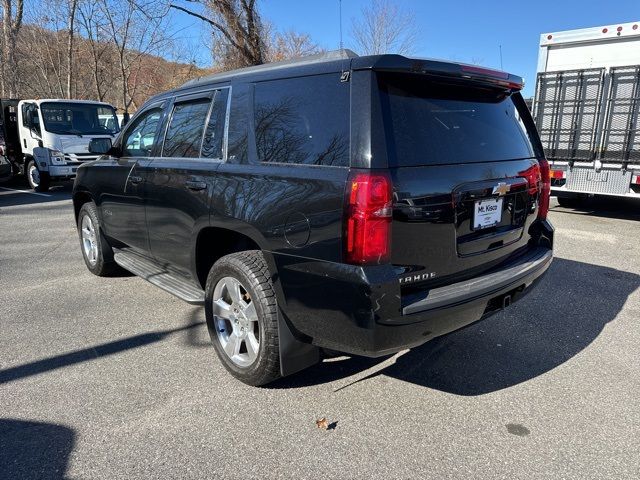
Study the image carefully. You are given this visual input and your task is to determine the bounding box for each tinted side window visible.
[162,99,211,158]
[201,89,229,159]
[123,107,163,157]
[254,74,349,166]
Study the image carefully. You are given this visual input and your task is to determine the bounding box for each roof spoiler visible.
[353,55,524,91]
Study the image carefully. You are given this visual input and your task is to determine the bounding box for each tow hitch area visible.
[485,287,523,315]
[502,294,512,309]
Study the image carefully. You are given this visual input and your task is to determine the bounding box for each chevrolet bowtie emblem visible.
[492,182,510,196]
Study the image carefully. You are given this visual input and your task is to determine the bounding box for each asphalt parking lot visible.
[1,182,639,479]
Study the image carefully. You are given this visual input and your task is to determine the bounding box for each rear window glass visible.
[162,99,211,158]
[254,74,349,167]
[378,74,535,167]
[201,89,229,159]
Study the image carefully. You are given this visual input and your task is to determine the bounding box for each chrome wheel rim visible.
[81,215,98,265]
[29,164,39,187]
[212,276,259,368]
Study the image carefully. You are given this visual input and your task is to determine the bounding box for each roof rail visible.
[181,49,359,88]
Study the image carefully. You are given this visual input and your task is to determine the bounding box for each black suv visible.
[73,50,553,386]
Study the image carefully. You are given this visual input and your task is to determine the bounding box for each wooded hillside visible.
[10,23,207,112]
[0,0,417,113]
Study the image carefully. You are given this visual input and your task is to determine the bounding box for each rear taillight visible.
[519,163,541,196]
[344,171,393,265]
[538,158,551,220]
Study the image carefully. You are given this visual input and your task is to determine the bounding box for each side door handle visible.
[185,180,207,191]
[129,175,143,184]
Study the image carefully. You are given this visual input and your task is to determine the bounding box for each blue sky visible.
[174,0,640,98]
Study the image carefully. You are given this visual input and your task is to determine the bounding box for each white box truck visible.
[532,21,640,206]
[0,99,120,191]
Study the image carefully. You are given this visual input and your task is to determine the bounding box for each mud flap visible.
[278,310,320,377]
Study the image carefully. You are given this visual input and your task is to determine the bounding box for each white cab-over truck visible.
[532,21,640,205]
[0,99,119,191]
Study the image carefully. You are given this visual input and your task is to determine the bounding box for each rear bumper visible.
[367,247,552,356]
[552,186,640,199]
[549,164,640,198]
[273,222,554,357]
[401,247,551,316]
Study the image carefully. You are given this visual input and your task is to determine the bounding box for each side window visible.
[201,89,229,159]
[21,103,41,135]
[123,107,163,157]
[254,74,349,166]
[162,99,211,158]
[21,104,29,127]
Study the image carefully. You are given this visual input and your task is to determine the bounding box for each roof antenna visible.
[499,45,504,70]
[339,0,344,50]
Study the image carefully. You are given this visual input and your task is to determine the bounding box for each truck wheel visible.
[205,251,281,386]
[26,158,50,192]
[557,195,579,208]
[77,201,116,276]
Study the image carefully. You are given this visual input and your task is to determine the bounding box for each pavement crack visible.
[39,238,67,260]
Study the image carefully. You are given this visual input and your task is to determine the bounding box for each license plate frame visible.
[473,197,503,230]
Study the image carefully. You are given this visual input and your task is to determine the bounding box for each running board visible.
[113,249,205,305]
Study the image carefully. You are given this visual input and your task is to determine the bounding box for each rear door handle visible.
[129,175,143,184]
[185,180,207,191]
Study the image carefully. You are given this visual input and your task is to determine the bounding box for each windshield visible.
[40,102,119,136]
[378,73,536,167]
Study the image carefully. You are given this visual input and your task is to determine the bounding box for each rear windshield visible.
[378,74,535,167]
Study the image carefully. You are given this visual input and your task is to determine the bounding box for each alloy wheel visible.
[212,276,260,368]
[81,215,98,265]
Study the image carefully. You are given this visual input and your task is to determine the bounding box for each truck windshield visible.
[377,73,536,167]
[40,102,119,136]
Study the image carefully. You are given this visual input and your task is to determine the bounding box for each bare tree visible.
[170,0,265,69]
[20,25,64,97]
[77,1,112,100]
[1,0,24,97]
[101,0,172,114]
[66,0,79,98]
[267,29,322,62]
[20,2,70,98]
[350,0,418,55]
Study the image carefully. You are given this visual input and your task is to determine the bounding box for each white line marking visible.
[0,186,51,197]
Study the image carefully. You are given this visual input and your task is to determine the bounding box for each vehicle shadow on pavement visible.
[275,258,639,395]
[0,418,75,480]
[550,196,640,221]
[0,183,73,208]
[0,321,204,385]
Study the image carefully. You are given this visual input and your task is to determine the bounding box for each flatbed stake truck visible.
[533,21,640,205]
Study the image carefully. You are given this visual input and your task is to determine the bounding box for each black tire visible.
[557,196,579,208]
[205,251,281,386]
[77,201,117,276]
[26,158,50,192]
